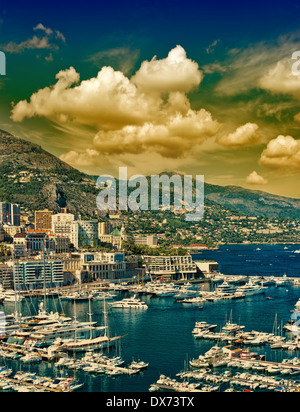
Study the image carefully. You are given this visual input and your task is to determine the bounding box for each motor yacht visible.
[236,280,266,296]
[109,295,148,309]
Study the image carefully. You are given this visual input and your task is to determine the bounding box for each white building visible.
[79,252,126,281]
[52,213,75,236]
[144,255,198,280]
[70,221,99,248]
[12,259,64,290]
[133,235,158,247]
[194,261,219,278]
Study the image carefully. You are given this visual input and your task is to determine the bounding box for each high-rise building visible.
[0,202,20,226]
[35,209,53,231]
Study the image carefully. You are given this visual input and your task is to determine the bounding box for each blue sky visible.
[1,0,300,197]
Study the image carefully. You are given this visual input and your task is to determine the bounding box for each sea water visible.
[1,244,300,392]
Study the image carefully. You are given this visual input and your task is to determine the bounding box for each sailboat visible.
[61,297,125,352]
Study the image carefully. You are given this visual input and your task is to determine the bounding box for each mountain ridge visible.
[0,129,300,220]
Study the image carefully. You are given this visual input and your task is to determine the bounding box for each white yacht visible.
[236,280,266,296]
[215,281,237,294]
[274,275,290,287]
[109,295,148,310]
[2,290,24,303]
[93,292,117,301]
[155,285,178,297]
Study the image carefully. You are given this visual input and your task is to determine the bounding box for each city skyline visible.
[1,0,300,198]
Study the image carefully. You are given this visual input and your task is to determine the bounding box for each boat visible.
[222,321,245,333]
[61,291,93,302]
[3,290,24,303]
[236,280,266,296]
[215,281,237,295]
[109,295,148,309]
[93,292,117,301]
[274,275,290,287]
[129,360,149,370]
[180,296,204,304]
[155,284,178,297]
[60,298,125,352]
[20,352,42,363]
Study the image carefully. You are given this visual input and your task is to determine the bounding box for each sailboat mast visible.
[103,296,108,339]
[16,255,21,320]
[88,297,93,340]
[12,253,18,319]
[74,298,77,342]
[42,239,47,312]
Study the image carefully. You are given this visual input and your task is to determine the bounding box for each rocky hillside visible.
[205,183,300,220]
[1,128,300,220]
[0,129,100,217]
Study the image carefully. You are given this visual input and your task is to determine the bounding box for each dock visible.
[0,377,63,392]
[232,357,300,371]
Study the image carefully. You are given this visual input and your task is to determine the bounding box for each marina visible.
[0,244,299,391]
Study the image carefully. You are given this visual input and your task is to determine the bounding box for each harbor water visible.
[1,243,300,392]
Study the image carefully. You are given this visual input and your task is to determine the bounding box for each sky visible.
[1,0,300,198]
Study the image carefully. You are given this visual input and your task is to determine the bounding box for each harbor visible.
[0,244,299,392]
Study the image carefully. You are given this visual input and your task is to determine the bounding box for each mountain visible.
[0,129,100,217]
[204,183,300,220]
[1,128,300,220]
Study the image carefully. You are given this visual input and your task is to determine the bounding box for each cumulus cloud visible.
[60,149,104,167]
[11,45,230,165]
[246,170,268,185]
[259,135,300,170]
[217,123,260,147]
[11,66,159,128]
[259,58,300,99]
[131,45,203,93]
[92,108,220,158]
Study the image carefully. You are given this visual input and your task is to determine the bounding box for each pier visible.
[0,377,63,392]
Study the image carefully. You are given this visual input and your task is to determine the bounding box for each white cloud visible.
[1,23,66,54]
[87,47,139,75]
[131,45,203,93]
[2,35,54,54]
[212,34,300,96]
[246,170,268,185]
[217,123,260,147]
[259,58,300,99]
[34,23,53,36]
[11,65,159,128]
[259,135,300,170]
[92,108,220,158]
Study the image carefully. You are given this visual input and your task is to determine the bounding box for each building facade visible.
[143,254,198,280]
[0,202,20,226]
[70,221,99,248]
[13,259,64,290]
[79,252,126,281]
[35,209,53,231]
